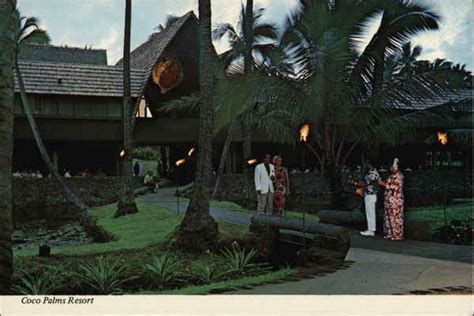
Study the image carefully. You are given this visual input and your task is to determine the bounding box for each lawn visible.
[13,200,294,295]
[406,203,472,232]
[15,201,247,257]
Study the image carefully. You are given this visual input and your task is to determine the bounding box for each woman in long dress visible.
[272,156,290,217]
[378,158,405,240]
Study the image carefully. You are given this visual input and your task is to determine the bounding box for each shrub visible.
[12,269,60,295]
[186,262,229,285]
[143,253,183,290]
[433,219,472,245]
[221,246,271,278]
[75,256,134,295]
[132,147,159,160]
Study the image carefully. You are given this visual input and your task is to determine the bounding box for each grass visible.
[15,201,247,257]
[406,203,472,232]
[154,268,295,295]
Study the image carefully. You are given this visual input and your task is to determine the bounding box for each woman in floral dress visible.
[272,156,290,217]
[378,158,405,240]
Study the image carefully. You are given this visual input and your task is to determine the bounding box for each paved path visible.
[138,187,252,226]
[232,245,472,295]
[138,188,473,295]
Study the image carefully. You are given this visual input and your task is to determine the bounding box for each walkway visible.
[138,188,473,295]
[138,187,252,226]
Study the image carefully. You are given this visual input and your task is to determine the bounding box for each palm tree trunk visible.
[173,0,218,252]
[243,0,254,75]
[242,0,254,169]
[15,60,88,210]
[116,0,138,217]
[15,58,112,241]
[212,119,237,198]
[0,0,17,294]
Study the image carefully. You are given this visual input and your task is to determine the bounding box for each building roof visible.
[387,89,473,111]
[14,61,148,97]
[18,43,108,65]
[116,11,196,75]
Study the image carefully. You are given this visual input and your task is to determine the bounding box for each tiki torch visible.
[438,132,448,231]
[247,158,258,166]
[299,124,310,265]
[175,158,187,214]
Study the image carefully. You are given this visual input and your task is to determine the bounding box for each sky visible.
[18,0,472,69]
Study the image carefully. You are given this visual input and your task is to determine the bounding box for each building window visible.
[136,97,153,118]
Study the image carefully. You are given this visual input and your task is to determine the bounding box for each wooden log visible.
[317,210,366,226]
[250,214,350,239]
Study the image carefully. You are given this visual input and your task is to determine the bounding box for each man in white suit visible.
[254,154,275,214]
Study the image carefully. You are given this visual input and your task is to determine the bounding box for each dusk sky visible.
[18,0,472,69]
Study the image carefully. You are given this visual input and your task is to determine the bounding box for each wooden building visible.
[13,11,472,176]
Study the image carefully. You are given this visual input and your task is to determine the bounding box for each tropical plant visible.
[0,0,18,294]
[75,257,134,295]
[262,0,468,206]
[12,13,78,206]
[214,0,278,161]
[221,246,271,277]
[116,0,138,217]
[186,263,228,284]
[155,15,180,32]
[212,2,277,71]
[132,146,160,161]
[172,0,219,252]
[11,10,112,240]
[12,269,59,295]
[143,253,183,290]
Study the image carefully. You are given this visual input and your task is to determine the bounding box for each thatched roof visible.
[387,89,473,112]
[14,61,148,97]
[116,11,196,75]
[18,43,108,65]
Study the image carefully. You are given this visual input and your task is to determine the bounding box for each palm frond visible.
[159,93,200,113]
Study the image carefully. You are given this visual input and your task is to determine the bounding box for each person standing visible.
[133,161,140,177]
[349,160,380,236]
[272,155,290,217]
[143,170,156,192]
[254,154,275,214]
[378,158,405,241]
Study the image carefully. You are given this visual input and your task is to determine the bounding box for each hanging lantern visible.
[152,58,184,94]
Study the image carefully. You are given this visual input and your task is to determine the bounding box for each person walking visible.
[254,154,275,214]
[378,158,405,241]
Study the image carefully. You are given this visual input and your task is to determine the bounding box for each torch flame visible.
[299,124,310,142]
[247,159,257,165]
[188,147,195,157]
[119,149,125,157]
[175,158,186,167]
[437,132,448,145]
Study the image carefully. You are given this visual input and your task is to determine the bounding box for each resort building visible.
[13,11,472,176]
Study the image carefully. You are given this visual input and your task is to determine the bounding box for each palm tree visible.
[0,0,17,295]
[213,0,278,161]
[13,14,80,204]
[172,0,218,252]
[273,0,461,207]
[13,11,112,241]
[156,15,180,31]
[115,0,138,217]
